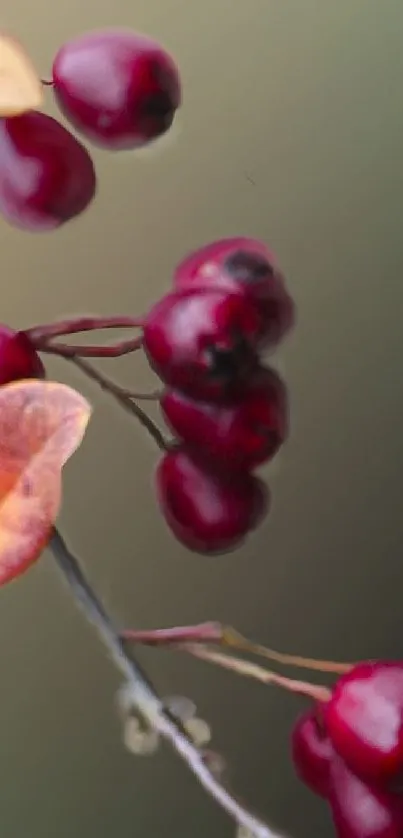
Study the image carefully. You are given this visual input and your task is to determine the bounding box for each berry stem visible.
[182,645,331,703]
[41,78,54,86]
[122,621,353,674]
[25,315,144,358]
[37,337,143,358]
[69,356,169,451]
[49,527,280,838]
[69,357,161,401]
[121,622,223,646]
[222,627,354,675]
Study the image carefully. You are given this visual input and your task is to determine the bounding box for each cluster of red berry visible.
[292,661,403,837]
[0,28,181,230]
[0,231,294,555]
[3,25,398,838]
[145,236,295,553]
[0,25,296,553]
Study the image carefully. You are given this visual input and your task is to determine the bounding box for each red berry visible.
[329,756,403,838]
[174,238,295,349]
[291,708,334,798]
[326,662,403,784]
[143,288,262,402]
[160,366,288,472]
[0,327,44,384]
[52,28,181,150]
[155,447,269,554]
[0,111,96,232]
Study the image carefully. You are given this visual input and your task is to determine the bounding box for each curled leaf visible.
[117,684,161,757]
[0,379,91,584]
[185,717,211,747]
[123,716,159,756]
[0,33,44,117]
[164,695,212,746]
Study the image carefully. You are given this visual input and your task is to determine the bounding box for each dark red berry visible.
[0,111,96,232]
[0,327,44,384]
[329,756,403,838]
[143,288,262,402]
[155,447,269,554]
[174,237,295,349]
[160,366,288,472]
[291,708,334,798]
[52,28,181,150]
[326,662,403,785]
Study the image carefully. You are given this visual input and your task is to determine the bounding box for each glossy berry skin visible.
[326,662,403,785]
[0,111,96,232]
[143,288,262,402]
[174,237,295,349]
[0,327,44,384]
[291,708,334,798]
[155,447,269,554]
[329,756,403,838]
[52,29,181,150]
[160,366,288,472]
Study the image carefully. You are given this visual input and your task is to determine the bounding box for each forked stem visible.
[70,356,169,451]
[122,621,354,675]
[26,313,167,448]
[222,627,354,675]
[122,627,331,702]
[183,645,331,703]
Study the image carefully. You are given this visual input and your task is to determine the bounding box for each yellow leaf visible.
[0,33,43,117]
[0,379,91,584]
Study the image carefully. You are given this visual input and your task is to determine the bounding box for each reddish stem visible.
[122,621,353,676]
[122,626,331,702]
[70,356,169,451]
[183,645,332,704]
[123,625,331,702]
[26,315,143,341]
[25,315,144,358]
[121,622,223,647]
[41,78,54,86]
[36,337,143,358]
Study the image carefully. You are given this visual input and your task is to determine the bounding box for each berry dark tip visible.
[142,91,175,119]
[224,250,274,283]
[204,338,256,384]
[140,91,176,134]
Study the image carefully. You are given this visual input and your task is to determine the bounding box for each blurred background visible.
[0,1,402,836]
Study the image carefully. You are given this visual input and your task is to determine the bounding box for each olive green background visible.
[0,1,402,836]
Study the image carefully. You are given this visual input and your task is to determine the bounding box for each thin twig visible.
[70,356,169,451]
[182,645,331,703]
[49,528,282,838]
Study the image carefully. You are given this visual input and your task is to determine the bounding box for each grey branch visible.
[49,527,285,838]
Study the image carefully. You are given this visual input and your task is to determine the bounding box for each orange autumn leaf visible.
[0,33,43,117]
[0,379,91,585]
